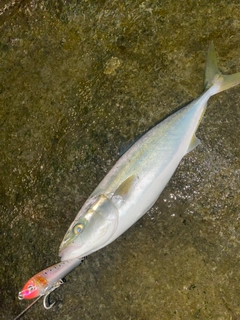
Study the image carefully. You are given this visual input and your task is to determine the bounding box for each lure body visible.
[18,258,83,300]
[59,44,240,261]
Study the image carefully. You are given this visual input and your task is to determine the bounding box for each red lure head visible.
[18,275,48,300]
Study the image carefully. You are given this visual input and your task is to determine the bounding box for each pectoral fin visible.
[111,175,135,207]
[187,134,200,153]
[114,175,135,198]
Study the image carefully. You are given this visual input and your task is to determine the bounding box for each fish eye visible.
[27,284,36,292]
[73,223,84,235]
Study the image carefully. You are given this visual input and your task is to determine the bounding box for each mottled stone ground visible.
[0,1,240,319]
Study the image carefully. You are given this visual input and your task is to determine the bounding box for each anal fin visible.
[187,135,200,153]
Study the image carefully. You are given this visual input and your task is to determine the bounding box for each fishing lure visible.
[14,258,84,319]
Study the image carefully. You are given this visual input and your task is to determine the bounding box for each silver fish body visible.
[59,44,240,261]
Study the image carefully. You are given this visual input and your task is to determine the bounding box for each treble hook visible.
[43,291,56,309]
[43,279,64,310]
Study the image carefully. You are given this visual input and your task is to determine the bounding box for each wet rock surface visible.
[0,1,240,319]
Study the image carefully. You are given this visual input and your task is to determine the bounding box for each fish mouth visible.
[59,247,73,261]
[59,243,82,261]
[59,231,85,261]
[59,239,69,254]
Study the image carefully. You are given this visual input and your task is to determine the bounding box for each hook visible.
[43,291,57,309]
[43,278,64,310]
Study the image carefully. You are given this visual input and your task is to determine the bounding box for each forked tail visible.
[204,42,240,94]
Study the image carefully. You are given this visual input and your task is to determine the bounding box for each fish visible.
[59,43,240,261]
[16,44,240,319]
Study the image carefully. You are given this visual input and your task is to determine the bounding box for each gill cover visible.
[59,194,118,259]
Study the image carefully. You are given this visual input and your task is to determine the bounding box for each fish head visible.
[59,194,118,261]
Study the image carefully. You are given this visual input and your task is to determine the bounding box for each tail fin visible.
[204,42,240,94]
